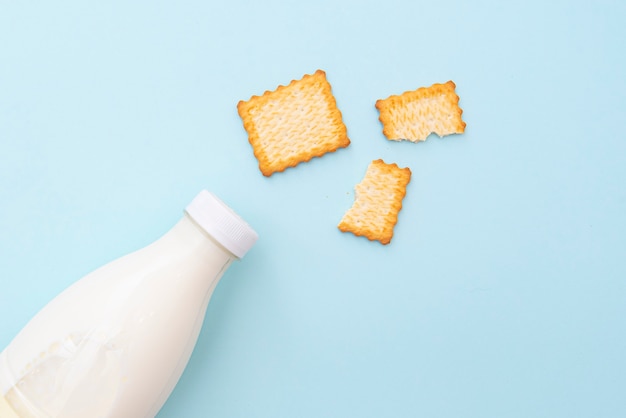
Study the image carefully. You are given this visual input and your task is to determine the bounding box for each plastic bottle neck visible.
[179,213,238,260]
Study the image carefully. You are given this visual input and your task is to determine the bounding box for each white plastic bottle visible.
[0,190,258,418]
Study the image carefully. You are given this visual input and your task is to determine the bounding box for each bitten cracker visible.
[338,159,411,245]
[375,80,466,142]
[237,70,350,176]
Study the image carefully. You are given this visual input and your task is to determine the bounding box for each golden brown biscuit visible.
[338,159,412,245]
[237,70,350,176]
[376,80,466,142]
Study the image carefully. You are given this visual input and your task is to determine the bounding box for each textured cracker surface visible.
[376,80,466,142]
[338,159,411,245]
[237,70,350,176]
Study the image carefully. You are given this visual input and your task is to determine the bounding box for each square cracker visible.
[237,70,350,176]
[338,159,412,245]
[375,80,466,142]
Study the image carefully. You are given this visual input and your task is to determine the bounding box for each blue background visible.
[1,1,625,417]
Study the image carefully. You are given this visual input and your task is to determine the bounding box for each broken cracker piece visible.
[237,70,350,176]
[338,159,411,245]
[375,80,466,142]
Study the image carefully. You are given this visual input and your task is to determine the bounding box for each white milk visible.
[0,190,258,417]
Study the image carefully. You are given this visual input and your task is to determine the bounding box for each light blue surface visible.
[1,1,625,417]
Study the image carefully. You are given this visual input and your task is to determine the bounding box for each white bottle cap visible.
[185,190,259,258]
